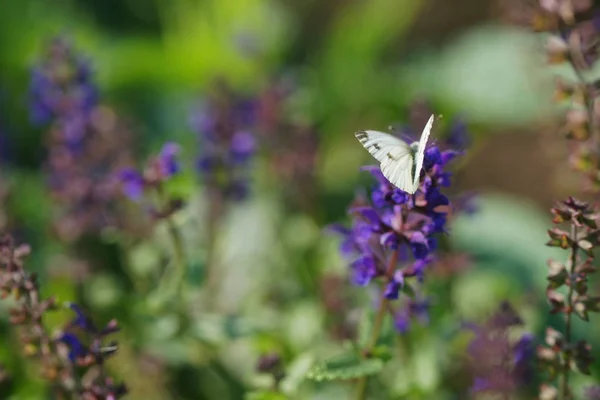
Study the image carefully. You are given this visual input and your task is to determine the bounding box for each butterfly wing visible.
[355,130,416,193]
[411,114,435,190]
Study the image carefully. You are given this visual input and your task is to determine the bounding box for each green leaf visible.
[401,282,416,298]
[370,345,393,362]
[581,295,600,312]
[306,351,384,382]
[245,390,289,400]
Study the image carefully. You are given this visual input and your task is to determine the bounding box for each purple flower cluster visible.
[29,37,135,242]
[0,234,125,398]
[585,385,600,400]
[118,142,183,220]
[119,143,180,201]
[29,36,98,149]
[466,302,535,397]
[190,81,256,202]
[330,118,461,332]
[255,77,320,213]
[58,304,126,399]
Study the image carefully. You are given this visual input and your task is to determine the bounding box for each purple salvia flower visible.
[330,112,466,334]
[119,168,145,201]
[117,142,184,221]
[28,37,136,242]
[191,81,257,202]
[466,302,534,396]
[157,142,181,178]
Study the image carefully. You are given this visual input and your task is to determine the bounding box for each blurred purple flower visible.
[191,81,257,202]
[29,37,98,136]
[119,168,145,201]
[157,142,181,178]
[445,117,470,150]
[466,302,534,396]
[28,37,137,242]
[585,386,600,400]
[117,142,184,220]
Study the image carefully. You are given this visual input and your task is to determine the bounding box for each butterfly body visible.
[355,115,434,194]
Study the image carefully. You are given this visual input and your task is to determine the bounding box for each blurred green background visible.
[0,0,598,399]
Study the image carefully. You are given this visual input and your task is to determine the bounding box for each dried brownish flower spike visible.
[542,198,599,399]
[0,234,126,398]
[531,0,600,191]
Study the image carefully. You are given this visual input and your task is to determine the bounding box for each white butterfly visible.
[355,114,435,194]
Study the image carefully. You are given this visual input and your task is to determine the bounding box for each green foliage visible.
[245,390,289,400]
[306,351,385,382]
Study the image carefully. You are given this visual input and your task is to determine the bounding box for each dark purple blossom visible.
[28,37,137,242]
[330,114,465,334]
[466,302,534,397]
[190,81,257,202]
[351,255,378,286]
[117,142,183,220]
[119,168,145,201]
[29,37,98,142]
[157,142,181,178]
[445,117,470,150]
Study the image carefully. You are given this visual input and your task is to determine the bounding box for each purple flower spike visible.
[331,110,465,338]
[351,255,377,286]
[384,270,404,299]
[393,311,411,333]
[230,131,255,163]
[68,303,98,333]
[192,82,257,202]
[58,332,87,361]
[118,168,145,201]
[158,142,181,178]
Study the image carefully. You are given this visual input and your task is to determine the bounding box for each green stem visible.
[203,189,223,310]
[560,224,577,400]
[155,184,187,301]
[355,249,399,400]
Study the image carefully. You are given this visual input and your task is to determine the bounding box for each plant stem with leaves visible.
[355,248,399,400]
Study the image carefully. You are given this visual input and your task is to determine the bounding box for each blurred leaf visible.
[192,313,260,344]
[306,351,384,382]
[371,345,393,362]
[128,243,162,277]
[402,25,555,126]
[245,390,288,400]
[84,273,123,308]
[280,353,314,394]
[451,194,565,293]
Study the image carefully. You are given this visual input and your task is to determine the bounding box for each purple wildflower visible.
[191,81,257,202]
[117,142,183,219]
[28,37,136,242]
[255,77,320,214]
[157,142,181,178]
[330,113,464,333]
[585,386,600,400]
[119,168,145,201]
[466,302,535,397]
[29,37,98,142]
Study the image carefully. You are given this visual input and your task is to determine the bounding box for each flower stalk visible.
[355,248,399,400]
